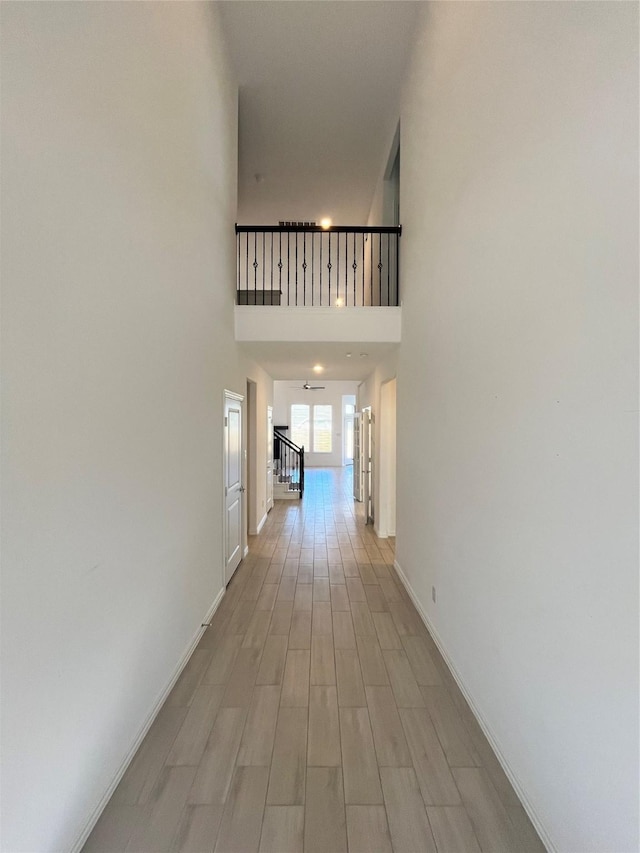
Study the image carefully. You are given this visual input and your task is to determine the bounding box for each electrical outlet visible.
[432,586,436,603]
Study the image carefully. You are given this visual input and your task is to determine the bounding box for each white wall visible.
[235,305,401,343]
[0,4,246,850]
[366,122,400,230]
[273,380,359,467]
[395,3,638,852]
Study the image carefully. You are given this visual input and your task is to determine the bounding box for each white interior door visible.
[224,391,243,584]
[353,412,363,502]
[266,405,274,512]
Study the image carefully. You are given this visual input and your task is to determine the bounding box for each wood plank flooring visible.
[84,468,545,853]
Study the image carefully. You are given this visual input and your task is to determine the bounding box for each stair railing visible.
[274,427,304,498]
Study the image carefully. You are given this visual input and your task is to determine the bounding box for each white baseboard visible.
[393,559,555,853]
[245,510,268,536]
[71,587,226,853]
[243,545,249,557]
[374,523,395,539]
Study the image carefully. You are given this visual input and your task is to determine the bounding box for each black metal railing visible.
[274,427,304,498]
[236,225,401,307]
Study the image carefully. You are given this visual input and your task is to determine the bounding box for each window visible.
[291,404,310,449]
[290,403,332,453]
[313,405,332,453]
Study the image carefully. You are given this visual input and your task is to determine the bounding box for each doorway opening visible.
[342,394,356,466]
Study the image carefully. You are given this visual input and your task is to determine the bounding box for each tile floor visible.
[84,468,546,852]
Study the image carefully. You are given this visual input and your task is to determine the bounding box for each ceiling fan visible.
[291,381,326,390]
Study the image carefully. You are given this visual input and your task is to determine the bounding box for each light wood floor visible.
[84,468,546,853]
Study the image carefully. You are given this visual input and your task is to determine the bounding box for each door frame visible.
[353,411,363,502]
[246,379,258,537]
[223,389,245,585]
[362,406,374,524]
[377,378,397,538]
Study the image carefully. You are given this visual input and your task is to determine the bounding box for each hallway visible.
[84,469,544,853]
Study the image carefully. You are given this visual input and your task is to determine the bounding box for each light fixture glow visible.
[359,352,369,358]
[335,297,344,307]
[312,364,324,373]
[346,352,352,358]
[320,217,332,230]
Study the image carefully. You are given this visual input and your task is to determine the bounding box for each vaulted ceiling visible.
[219,1,419,225]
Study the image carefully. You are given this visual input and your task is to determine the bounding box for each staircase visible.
[274,427,304,499]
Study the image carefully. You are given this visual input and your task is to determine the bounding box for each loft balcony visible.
[234,224,402,344]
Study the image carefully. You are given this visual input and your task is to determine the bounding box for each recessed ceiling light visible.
[359,352,368,358]
[346,352,352,358]
[313,364,324,373]
[320,218,332,230]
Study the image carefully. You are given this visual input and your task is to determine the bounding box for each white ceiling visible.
[218,1,419,225]
[239,340,398,381]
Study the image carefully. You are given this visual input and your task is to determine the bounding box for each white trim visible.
[392,559,556,853]
[70,587,225,853]
[243,545,249,558]
[254,511,268,535]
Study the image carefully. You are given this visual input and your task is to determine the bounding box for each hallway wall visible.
[1,4,245,850]
[393,4,639,851]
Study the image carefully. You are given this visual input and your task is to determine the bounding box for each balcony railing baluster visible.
[328,232,332,306]
[287,232,290,305]
[319,233,323,306]
[336,232,340,306]
[311,232,315,307]
[378,231,382,307]
[352,233,356,307]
